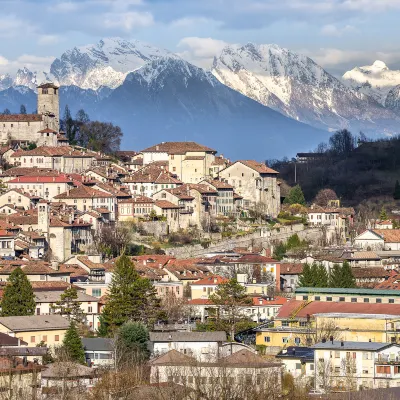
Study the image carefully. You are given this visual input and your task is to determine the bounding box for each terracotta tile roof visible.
[125,165,181,185]
[277,298,400,319]
[76,256,106,271]
[252,296,289,306]
[238,160,278,174]
[187,299,213,305]
[373,229,400,243]
[141,142,216,154]
[280,263,304,275]
[132,255,175,267]
[37,82,58,89]
[1,167,61,177]
[191,275,228,285]
[31,281,74,290]
[8,214,38,226]
[349,251,381,260]
[211,156,228,166]
[375,271,400,289]
[37,128,57,134]
[14,146,94,158]
[94,182,130,197]
[352,267,390,279]
[54,185,114,199]
[0,114,42,122]
[236,254,278,264]
[0,146,12,156]
[94,207,111,213]
[220,349,276,366]
[8,175,73,184]
[233,192,243,199]
[154,200,181,209]
[119,195,154,204]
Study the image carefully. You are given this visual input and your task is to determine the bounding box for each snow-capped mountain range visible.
[342,60,400,111]
[0,37,400,156]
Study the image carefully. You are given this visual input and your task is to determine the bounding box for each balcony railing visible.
[376,355,400,364]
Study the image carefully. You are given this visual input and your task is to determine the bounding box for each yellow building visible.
[256,287,400,352]
[0,315,69,347]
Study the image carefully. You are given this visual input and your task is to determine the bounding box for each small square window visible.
[339,297,345,302]
[364,298,370,303]
[376,298,382,303]
[303,295,308,300]
[315,296,320,301]
[351,298,357,303]
[389,299,395,304]
[326,297,332,302]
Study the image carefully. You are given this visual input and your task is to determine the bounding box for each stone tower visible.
[37,200,50,236]
[37,83,60,131]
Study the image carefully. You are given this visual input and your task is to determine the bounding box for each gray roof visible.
[0,315,69,332]
[42,362,94,378]
[295,287,400,296]
[35,291,98,303]
[149,331,227,343]
[312,341,395,351]
[82,337,113,352]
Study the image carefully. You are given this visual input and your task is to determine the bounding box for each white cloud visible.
[177,37,229,68]
[0,54,55,75]
[170,17,219,28]
[38,35,61,45]
[104,11,154,31]
[48,1,80,13]
[321,24,357,37]
[0,15,36,39]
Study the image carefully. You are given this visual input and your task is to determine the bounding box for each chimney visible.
[322,338,326,343]
[341,341,344,347]
[292,348,296,355]
[330,335,334,344]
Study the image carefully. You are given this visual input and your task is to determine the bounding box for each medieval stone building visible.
[0,83,62,147]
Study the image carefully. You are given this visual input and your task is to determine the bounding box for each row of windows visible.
[28,334,59,343]
[303,295,395,303]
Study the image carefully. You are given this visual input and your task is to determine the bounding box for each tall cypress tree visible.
[329,264,343,288]
[315,264,329,288]
[298,264,313,287]
[62,322,85,364]
[340,261,356,288]
[1,268,35,316]
[380,206,388,221]
[100,255,161,335]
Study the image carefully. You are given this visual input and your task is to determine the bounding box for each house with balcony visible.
[312,341,400,391]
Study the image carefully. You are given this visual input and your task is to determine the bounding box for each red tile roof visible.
[154,200,181,209]
[373,229,400,243]
[8,176,73,184]
[141,142,216,154]
[252,296,289,306]
[277,299,400,319]
[0,114,42,122]
[191,275,228,285]
[54,185,114,199]
[238,160,278,174]
[280,263,304,275]
[236,254,278,264]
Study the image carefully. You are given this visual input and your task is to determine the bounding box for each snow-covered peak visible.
[372,60,388,70]
[0,74,13,91]
[129,56,216,88]
[48,37,171,89]
[342,60,400,104]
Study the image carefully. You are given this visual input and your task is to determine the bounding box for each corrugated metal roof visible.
[312,341,393,351]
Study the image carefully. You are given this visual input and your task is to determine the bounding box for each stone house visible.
[6,174,75,201]
[140,141,218,183]
[218,160,280,218]
[118,195,154,221]
[53,185,117,221]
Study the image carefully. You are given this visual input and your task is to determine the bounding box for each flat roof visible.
[295,287,400,296]
[312,341,394,351]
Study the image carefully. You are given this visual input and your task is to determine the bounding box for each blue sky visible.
[1,0,400,77]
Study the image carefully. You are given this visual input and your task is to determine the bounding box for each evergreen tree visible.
[1,267,35,316]
[340,261,356,288]
[273,242,287,261]
[63,105,76,144]
[287,234,302,249]
[100,255,161,334]
[329,264,343,288]
[19,104,27,114]
[115,321,149,367]
[315,264,329,288]
[298,264,313,287]
[50,286,85,324]
[209,278,251,340]
[380,206,388,221]
[394,180,400,200]
[2,109,10,115]
[284,185,306,206]
[62,322,85,364]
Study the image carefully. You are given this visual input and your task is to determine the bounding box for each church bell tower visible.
[37,83,60,131]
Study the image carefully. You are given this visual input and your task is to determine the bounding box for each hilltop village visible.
[0,85,399,399]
